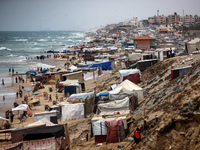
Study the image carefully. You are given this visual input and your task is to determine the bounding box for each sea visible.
[0,31,89,117]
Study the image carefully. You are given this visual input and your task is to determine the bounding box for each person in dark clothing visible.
[143,120,149,135]
[5,110,9,119]
[2,79,5,85]
[9,110,14,123]
[16,91,19,98]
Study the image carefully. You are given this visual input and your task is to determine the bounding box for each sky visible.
[0,0,200,31]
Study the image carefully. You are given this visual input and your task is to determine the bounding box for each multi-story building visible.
[148,16,156,24]
[168,12,180,25]
[180,15,195,26]
[155,15,167,24]
[130,17,138,26]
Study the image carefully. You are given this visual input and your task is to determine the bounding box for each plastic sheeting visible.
[89,61,112,70]
[98,97,130,115]
[109,79,143,101]
[92,116,127,136]
[34,110,57,122]
[61,103,84,121]
[119,69,141,83]
[69,91,95,102]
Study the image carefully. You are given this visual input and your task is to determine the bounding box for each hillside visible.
[69,54,200,150]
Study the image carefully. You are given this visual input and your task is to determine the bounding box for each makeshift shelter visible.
[60,80,80,96]
[69,65,78,71]
[171,66,192,80]
[97,97,131,116]
[23,125,68,150]
[12,104,32,117]
[62,71,84,82]
[137,59,158,71]
[119,69,141,84]
[109,79,143,101]
[58,102,84,121]
[69,91,95,102]
[91,116,127,144]
[186,38,200,54]
[34,110,58,123]
[11,125,45,144]
[89,61,112,70]
[49,105,61,120]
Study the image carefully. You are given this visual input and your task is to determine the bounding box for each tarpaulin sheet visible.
[34,110,57,122]
[61,103,84,121]
[89,61,112,70]
[98,97,129,113]
[23,137,62,150]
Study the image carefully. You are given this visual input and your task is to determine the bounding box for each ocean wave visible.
[37,39,47,42]
[0,47,11,51]
[15,39,28,42]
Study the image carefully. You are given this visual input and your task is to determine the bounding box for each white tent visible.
[60,79,79,86]
[119,69,141,82]
[97,97,130,116]
[109,79,143,101]
[12,104,28,111]
[186,38,200,54]
[58,102,84,121]
[34,110,57,122]
[69,65,78,71]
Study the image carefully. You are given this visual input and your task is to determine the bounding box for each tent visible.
[69,65,78,71]
[23,125,67,150]
[11,125,45,144]
[109,79,143,101]
[89,61,112,70]
[91,116,127,144]
[34,110,57,122]
[12,104,32,117]
[60,79,79,86]
[186,38,200,54]
[119,69,141,84]
[69,91,95,102]
[97,97,130,116]
[58,102,84,121]
[62,71,84,82]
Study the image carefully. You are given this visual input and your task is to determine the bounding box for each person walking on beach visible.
[12,68,14,74]
[15,77,18,83]
[49,94,52,102]
[9,68,11,73]
[2,79,5,85]
[3,95,5,102]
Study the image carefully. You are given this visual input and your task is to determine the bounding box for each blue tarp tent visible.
[26,70,36,74]
[89,61,112,70]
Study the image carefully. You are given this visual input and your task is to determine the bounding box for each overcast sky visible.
[0,0,199,31]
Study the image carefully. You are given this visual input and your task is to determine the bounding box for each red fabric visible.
[105,120,124,143]
[106,126,118,143]
[95,135,107,144]
[135,131,140,139]
[122,73,140,84]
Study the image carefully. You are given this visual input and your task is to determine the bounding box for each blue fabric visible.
[89,61,112,70]
[41,69,49,74]
[26,70,36,74]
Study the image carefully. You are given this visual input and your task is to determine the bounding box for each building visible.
[168,12,180,25]
[134,36,156,49]
[155,15,167,24]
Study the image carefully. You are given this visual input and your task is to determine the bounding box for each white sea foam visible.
[0,47,11,51]
[15,39,28,42]
[35,63,55,69]
[38,39,47,42]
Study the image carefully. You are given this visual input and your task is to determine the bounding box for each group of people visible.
[16,89,23,98]
[9,68,15,74]
[132,117,159,146]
